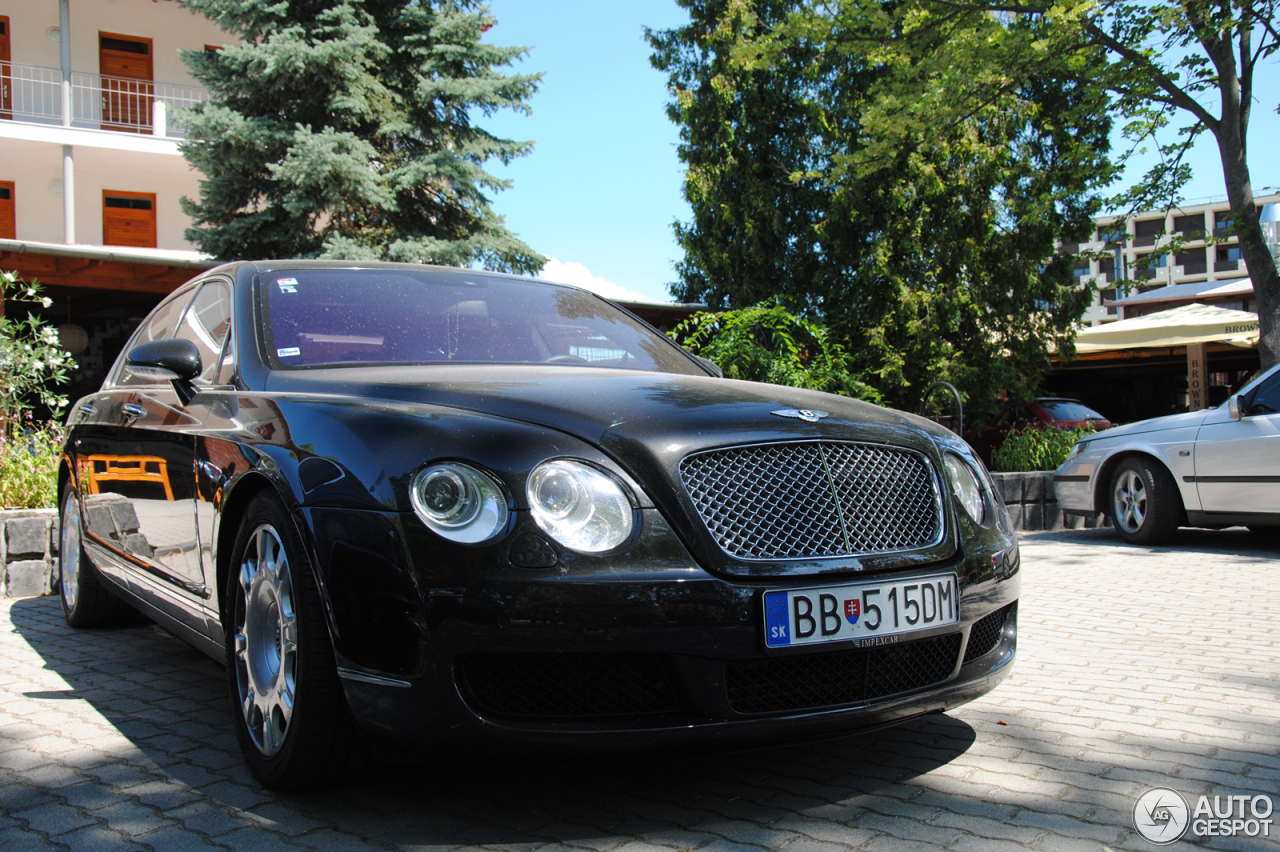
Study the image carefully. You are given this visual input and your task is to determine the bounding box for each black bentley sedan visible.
[58,261,1020,790]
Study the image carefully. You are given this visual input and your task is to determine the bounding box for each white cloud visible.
[539,258,649,303]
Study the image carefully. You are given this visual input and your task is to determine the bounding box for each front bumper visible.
[307,507,1021,756]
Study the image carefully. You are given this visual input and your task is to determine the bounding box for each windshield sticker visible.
[277,347,301,357]
[278,278,299,294]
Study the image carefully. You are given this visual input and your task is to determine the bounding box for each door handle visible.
[122,403,146,419]
[78,403,97,416]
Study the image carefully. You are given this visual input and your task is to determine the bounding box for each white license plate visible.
[763,573,959,648]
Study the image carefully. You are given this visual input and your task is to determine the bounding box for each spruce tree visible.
[177,0,544,272]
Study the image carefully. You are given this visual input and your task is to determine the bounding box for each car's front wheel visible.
[58,488,137,627]
[1108,457,1180,545]
[225,491,360,790]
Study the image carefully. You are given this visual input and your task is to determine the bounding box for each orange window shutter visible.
[103,191,157,248]
[0,182,14,240]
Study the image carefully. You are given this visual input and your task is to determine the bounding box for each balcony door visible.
[99,33,153,132]
[1,16,11,120]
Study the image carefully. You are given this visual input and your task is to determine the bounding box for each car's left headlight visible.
[527,460,635,553]
[944,453,986,525]
[1067,441,1088,460]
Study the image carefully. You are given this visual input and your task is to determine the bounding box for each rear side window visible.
[173,280,232,385]
[1038,401,1107,422]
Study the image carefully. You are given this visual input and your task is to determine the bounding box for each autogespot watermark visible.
[1133,787,1274,844]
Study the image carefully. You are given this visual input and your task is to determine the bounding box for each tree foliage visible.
[648,0,1115,423]
[178,0,545,272]
[672,303,882,400]
[831,0,1280,367]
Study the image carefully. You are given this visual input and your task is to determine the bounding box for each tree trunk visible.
[1214,84,1279,370]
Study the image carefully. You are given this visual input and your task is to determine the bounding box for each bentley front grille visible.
[679,441,943,560]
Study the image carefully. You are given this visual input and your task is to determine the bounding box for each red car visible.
[968,397,1112,466]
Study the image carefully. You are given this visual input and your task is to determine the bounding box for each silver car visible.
[1055,362,1280,544]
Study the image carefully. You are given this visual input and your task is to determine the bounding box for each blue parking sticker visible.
[764,591,790,646]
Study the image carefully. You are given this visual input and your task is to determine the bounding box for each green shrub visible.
[990,425,1095,472]
[671,303,882,402]
[0,421,64,509]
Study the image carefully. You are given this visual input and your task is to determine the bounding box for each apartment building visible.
[1068,194,1279,325]
[0,0,230,403]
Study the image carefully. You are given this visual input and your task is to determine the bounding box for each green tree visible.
[842,0,1280,368]
[648,0,1114,421]
[177,0,545,272]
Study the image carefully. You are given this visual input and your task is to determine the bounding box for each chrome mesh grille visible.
[679,441,942,560]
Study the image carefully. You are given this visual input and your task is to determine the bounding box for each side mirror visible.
[127,339,202,405]
[1227,395,1242,421]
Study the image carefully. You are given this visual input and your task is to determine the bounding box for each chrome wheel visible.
[1113,469,1147,533]
[233,524,298,757]
[60,492,82,609]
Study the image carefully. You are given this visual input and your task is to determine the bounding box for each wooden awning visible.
[0,238,217,315]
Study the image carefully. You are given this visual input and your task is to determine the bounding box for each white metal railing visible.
[0,61,207,137]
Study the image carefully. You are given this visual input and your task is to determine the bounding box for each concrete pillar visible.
[62,145,75,245]
[59,0,72,128]
[153,100,167,137]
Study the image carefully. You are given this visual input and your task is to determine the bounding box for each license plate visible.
[763,573,959,648]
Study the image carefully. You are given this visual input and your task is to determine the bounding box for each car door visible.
[1193,369,1280,515]
[120,279,235,632]
[78,287,193,568]
[85,285,211,632]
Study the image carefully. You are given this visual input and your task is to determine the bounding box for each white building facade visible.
[1071,194,1279,326]
[1,0,233,249]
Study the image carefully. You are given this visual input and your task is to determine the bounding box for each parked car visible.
[968,398,1112,466]
[1055,362,1280,543]
[58,261,1020,790]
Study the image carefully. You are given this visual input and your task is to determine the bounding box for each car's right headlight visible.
[411,463,509,544]
[527,460,635,553]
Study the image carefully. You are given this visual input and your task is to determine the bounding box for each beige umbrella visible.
[1072,302,1259,353]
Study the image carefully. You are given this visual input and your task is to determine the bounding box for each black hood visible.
[266,366,962,579]
[264,364,950,451]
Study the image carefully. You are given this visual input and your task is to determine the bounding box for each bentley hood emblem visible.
[772,409,829,423]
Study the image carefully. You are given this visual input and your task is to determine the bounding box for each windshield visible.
[1038,400,1108,421]
[260,268,702,375]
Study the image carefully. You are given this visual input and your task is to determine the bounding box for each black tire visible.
[1107,457,1181,545]
[58,488,138,628]
[224,491,360,791]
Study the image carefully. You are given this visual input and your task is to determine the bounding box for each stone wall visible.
[0,508,59,598]
[991,471,1110,532]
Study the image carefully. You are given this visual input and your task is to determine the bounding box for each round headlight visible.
[527,460,634,553]
[410,463,508,543]
[944,454,986,524]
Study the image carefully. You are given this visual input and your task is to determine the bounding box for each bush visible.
[0,421,64,509]
[671,303,882,402]
[990,425,1095,472]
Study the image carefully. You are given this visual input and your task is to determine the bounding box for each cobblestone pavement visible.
[1,528,1277,852]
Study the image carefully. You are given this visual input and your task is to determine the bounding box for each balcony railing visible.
[0,61,207,137]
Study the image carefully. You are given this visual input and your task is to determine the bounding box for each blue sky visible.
[481,3,1280,304]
